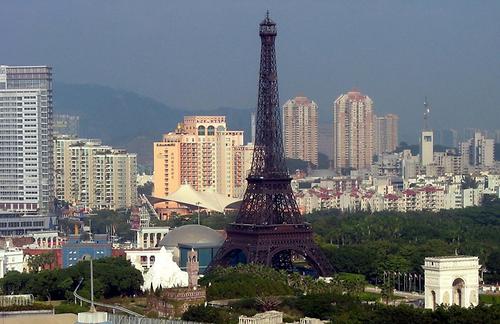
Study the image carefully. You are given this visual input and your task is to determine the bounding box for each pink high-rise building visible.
[332,89,374,171]
[282,96,319,166]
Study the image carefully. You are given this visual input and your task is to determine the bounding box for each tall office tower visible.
[332,89,374,171]
[373,113,399,156]
[282,96,319,166]
[54,136,137,210]
[0,65,54,214]
[153,116,252,199]
[459,132,495,167]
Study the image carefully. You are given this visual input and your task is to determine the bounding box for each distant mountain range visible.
[54,83,253,165]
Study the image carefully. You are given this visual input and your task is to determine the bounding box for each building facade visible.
[282,96,319,166]
[459,132,495,167]
[54,136,137,210]
[0,246,24,278]
[61,234,112,268]
[332,90,374,171]
[0,65,54,214]
[374,114,399,156]
[153,116,252,199]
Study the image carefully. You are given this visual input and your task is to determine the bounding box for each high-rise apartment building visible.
[282,96,319,166]
[153,116,252,199]
[0,65,54,214]
[459,132,495,167]
[374,113,399,156]
[332,90,374,171]
[54,136,137,210]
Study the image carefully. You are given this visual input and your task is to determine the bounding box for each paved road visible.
[365,286,424,305]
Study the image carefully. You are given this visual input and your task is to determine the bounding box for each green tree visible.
[27,252,56,273]
[380,281,394,305]
[182,305,232,323]
[486,250,500,273]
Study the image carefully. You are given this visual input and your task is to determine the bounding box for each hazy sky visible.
[2,0,499,141]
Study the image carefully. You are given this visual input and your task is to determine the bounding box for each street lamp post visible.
[90,257,95,312]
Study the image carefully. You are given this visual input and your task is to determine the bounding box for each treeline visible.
[183,293,500,324]
[201,264,366,301]
[306,197,500,282]
[0,257,143,301]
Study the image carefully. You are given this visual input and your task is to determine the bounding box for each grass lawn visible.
[479,294,500,304]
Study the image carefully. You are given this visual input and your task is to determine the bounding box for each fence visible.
[0,294,34,307]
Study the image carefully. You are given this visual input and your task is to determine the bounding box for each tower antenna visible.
[423,96,431,131]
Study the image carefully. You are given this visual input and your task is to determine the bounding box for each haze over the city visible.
[1,0,499,142]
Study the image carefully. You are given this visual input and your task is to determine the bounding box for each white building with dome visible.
[158,224,225,272]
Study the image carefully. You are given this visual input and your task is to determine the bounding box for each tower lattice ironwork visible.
[209,13,333,276]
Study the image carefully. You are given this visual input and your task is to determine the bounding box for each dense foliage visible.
[88,209,135,241]
[0,257,143,301]
[306,198,500,282]
[202,264,367,301]
[183,294,500,324]
[201,265,294,300]
[27,252,56,272]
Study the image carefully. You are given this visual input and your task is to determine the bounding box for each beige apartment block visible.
[54,136,137,210]
[153,116,252,200]
[282,96,319,166]
[332,90,374,171]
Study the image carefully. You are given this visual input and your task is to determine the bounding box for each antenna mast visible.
[423,96,430,131]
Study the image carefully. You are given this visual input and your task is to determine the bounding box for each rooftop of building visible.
[158,224,224,248]
[425,255,477,260]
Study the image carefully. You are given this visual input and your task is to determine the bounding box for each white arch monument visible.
[423,256,480,310]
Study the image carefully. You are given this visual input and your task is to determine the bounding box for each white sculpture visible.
[141,247,188,291]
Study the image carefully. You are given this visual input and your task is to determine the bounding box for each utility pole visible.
[90,257,95,312]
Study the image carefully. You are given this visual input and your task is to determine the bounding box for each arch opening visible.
[270,248,323,277]
[452,278,465,307]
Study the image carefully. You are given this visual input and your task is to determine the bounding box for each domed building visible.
[158,224,224,272]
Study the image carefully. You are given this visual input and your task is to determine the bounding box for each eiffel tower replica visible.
[209,13,333,276]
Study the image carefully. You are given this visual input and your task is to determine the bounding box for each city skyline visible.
[0,10,498,322]
[1,1,499,143]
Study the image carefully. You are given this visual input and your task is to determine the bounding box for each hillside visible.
[54,83,252,165]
